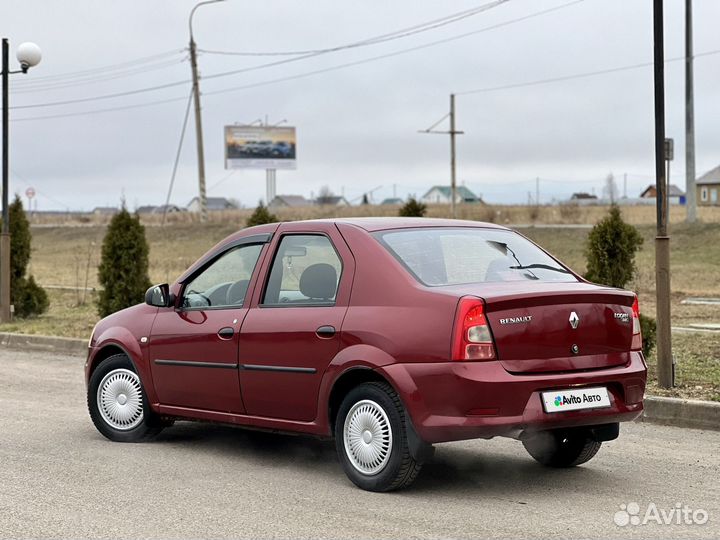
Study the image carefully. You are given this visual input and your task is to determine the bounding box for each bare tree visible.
[603,173,618,204]
[316,185,336,205]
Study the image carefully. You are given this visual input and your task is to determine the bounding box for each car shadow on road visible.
[408,444,617,499]
[147,421,622,497]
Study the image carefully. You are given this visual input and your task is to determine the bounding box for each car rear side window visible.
[262,235,342,306]
[375,228,577,286]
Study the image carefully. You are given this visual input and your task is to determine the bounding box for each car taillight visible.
[452,296,496,361]
[631,295,643,351]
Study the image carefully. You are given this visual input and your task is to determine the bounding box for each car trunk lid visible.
[445,282,636,373]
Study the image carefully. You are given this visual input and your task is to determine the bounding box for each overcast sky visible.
[3,0,720,210]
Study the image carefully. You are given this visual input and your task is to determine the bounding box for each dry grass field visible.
[3,204,718,400]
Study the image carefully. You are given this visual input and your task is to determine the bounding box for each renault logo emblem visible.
[569,311,580,329]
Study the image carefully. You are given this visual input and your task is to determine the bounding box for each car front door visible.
[148,238,268,413]
[238,224,354,422]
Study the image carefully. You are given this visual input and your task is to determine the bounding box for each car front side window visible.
[182,243,263,309]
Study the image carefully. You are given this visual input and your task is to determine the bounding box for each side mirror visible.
[145,284,174,308]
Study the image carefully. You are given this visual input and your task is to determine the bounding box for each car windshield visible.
[375,227,578,286]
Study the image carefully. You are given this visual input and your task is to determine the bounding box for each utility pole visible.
[1,39,10,323]
[623,173,627,199]
[188,1,224,223]
[189,33,207,222]
[653,0,674,388]
[685,0,697,223]
[449,94,458,218]
[418,93,464,218]
[535,177,540,206]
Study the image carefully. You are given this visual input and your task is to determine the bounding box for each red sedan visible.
[86,218,646,491]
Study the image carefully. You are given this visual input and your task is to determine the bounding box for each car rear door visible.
[148,236,270,413]
[237,223,354,422]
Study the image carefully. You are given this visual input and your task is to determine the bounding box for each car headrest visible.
[299,263,337,300]
[226,279,250,305]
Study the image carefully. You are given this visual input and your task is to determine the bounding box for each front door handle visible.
[316,325,336,339]
[218,327,234,340]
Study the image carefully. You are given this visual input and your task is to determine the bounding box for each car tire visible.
[334,381,422,492]
[87,354,165,442]
[522,429,602,467]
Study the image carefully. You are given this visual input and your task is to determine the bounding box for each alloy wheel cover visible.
[96,368,144,430]
[343,399,393,475]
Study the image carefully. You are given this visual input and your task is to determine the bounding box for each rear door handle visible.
[316,325,336,338]
[218,327,234,340]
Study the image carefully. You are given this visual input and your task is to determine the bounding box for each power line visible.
[456,48,720,95]
[204,0,516,79]
[12,49,185,86]
[202,0,588,94]
[13,57,188,94]
[9,78,191,110]
[14,44,720,123]
[8,0,556,110]
[162,89,194,227]
[198,0,510,57]
[208,170,238,192]
[10,92,191,122]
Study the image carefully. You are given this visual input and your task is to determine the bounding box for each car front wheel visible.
[522,429,602,467]
[334,381,422,492]
[87,354,165,442]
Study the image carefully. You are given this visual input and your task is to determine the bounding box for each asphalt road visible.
[1,349,718,539]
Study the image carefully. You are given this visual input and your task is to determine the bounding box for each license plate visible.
[541,387,611,413]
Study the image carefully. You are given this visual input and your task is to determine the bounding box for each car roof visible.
[314,217,508,232]
[230,217,507,246]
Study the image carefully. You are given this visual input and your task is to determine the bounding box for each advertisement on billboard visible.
[224,125,297,170]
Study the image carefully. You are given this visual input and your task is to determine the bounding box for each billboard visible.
[224,125,297,170]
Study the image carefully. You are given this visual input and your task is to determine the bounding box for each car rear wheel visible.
[522,429,602,467]
[87,354,166,442]
[334,381,422,492]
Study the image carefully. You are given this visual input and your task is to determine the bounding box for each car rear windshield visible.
[374,227,578,286]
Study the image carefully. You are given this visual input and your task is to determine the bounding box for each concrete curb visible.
[641,396,720,431]
[1,332,718,431]
[0,332,87,357]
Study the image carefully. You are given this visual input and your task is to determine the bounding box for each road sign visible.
[25,187,35,199]
[664,138,674,161]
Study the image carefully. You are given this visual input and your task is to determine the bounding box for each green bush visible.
[584,205,655,356]
[399,198,427,217]
[13,276,49,318]
[584,205,643,288]
[9,196,48,318]
[97,208,152,317]
[246,201,278,227]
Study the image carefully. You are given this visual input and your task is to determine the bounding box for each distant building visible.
[696,165,720,206]
[380,197,404,205]
[421,185,482,204]
[316,195,350,207]
[640,184,685,205]
[136,204,183,215]
[156,204,184,214]
[187,197,238,212]
[92,206,118,216]
[269,195,314,209]
[570,192,598,201]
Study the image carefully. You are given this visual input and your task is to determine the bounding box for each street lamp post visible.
[1,39,42,323]
[188,0,225,223]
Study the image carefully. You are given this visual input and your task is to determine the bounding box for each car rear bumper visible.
[379,352,647,444]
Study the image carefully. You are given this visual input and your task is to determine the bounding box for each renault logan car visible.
[86,218,647,491]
